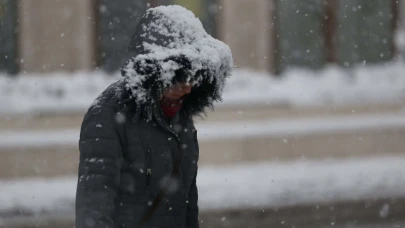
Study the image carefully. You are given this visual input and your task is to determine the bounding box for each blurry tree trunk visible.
[0,0,18,74]
[323,0,337,64]
[272,0,280,75]
[391,0,399,58]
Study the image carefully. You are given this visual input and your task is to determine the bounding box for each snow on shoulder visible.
[121,5,233,107]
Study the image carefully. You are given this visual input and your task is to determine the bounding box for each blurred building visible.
[0,0,403,75]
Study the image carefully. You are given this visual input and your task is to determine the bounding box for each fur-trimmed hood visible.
[121,5,233,118]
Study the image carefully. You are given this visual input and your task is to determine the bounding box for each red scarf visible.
[161,99,183,119]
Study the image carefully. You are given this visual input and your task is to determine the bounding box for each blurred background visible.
[1,0,405,227]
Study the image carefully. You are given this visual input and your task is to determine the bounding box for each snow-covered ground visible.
[1,113,404,149]
[1,60,405,114]
[0,156,404,215]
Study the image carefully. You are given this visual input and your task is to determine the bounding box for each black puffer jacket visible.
[76,81,199,228]
[75,5,232,228]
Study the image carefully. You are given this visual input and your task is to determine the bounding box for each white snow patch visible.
[196,113,405,141]
[0,70,118,114]
[0,156,405,214]
[223,61,405,107]
[0,177,75,214]
[0,129,78,149]
[198,156,405,210]
[85,158,104,163]
[0,61,405,114]
[0,113,404,149]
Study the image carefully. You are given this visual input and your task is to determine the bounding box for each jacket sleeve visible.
[186,131,200,228]
[75,106,123,228]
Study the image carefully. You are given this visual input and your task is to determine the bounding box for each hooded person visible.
[75,5,233,228]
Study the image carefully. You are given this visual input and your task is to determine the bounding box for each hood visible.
[121,5,233,119]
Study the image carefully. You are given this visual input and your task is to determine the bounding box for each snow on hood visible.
[121,5,234,117]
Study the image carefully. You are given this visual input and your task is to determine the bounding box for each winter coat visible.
[75,5,233,228]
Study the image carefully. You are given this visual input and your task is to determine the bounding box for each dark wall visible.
[0,0,18,74]
[97,0,147,73]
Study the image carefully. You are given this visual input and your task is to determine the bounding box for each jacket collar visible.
[152,103,181,139]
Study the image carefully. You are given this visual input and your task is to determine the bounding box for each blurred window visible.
[274,0,397,72]
[0,0,18,74]
[275,0,325,72]
[337,0,394,67]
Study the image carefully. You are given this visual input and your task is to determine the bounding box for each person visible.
[75,5,233,228]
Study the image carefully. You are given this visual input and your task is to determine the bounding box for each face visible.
[162,82,192,101]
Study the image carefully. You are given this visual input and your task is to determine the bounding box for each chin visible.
[167,96,181,101]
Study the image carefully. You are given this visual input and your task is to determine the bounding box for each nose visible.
[182,84,192,94]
